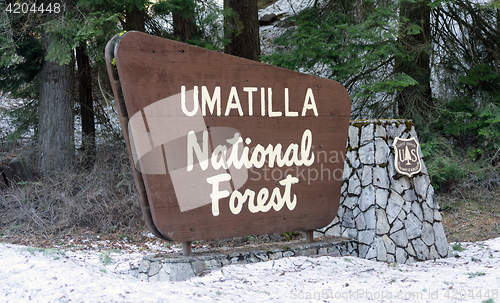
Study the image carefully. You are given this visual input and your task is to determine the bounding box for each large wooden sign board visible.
[105,32,350,242]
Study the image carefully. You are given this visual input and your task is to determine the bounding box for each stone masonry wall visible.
[315,119,451,263]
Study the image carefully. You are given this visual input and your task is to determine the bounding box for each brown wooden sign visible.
[105,32,351,242]
[394,137,422,177]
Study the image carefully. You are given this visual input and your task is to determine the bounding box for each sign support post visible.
[182,241,192,256]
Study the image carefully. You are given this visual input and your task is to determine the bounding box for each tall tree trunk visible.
[38,27,75,174]
[224,0,260,61]
[123,5,146,32]
[173,13,196,41]
[76,42,95,167]
[395,0,432,119]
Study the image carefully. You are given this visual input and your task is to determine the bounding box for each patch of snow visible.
[1,237,500,302]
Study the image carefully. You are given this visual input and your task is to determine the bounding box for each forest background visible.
[0,0,499,245]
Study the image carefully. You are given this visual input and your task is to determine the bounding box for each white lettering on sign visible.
[187,129,314,172]
[188,129,313,216]
[207,173,299,216]
[181,86,319,117]
[179,86,320,216]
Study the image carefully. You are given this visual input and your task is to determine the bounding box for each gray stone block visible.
[405,213,423,239]
[359,185,375,211]
[411,202,424,222]
[359,230,375,245]
[341,181,347,194]
[391,229,408,248]
[388,154,396,178]
[359,143,375,165]
[149,261,160,276]
[375,138,390,165]
[389,218,404,234]
[365,246,377,259]
[376,237,387,261]
[421,222,435,246]
[406,243,416,257]
[412,238,429,260]
[297,248,317,256]
[374,124,386,137]
[403,189,418,202]
[376,209,390,235]
[376,188,389,208]
[360,123,374,146]
[269,252,283,260]
[386,123,406,141]
[402,201,411,215]
[355,211,367,230]
[254,253,269,261]
[426,186,439,209]
[382,235,396,254]
[391,176,411,195]
[353,207,361,219]
[318,248,328,255]
[358,244,369,258]
[434,222,449,257]
[342,161,352,181]
[343,208,356,228]
[361,166,373,186]
[364,206,376,229]
[192,260,208,275]
[138,260,150,273]
[413,175,430,199]
[349,125,359,148]
[158,267,170,281]
[434,209,442,221]
[343,228,358,239]
[373,167,390,189]
[429,245,440,260]
[395,247,407,264]
[337,206,345,218]
[325,223,341,237]
[206,259,221,269]
[348,174,361,195]
[422,202,434,223]
[170,263,195,281]
[347,150,360,169]
[327,247,341,256]
[387,192,404,223]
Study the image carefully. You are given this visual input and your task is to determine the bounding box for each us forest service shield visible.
[393,137,422,177]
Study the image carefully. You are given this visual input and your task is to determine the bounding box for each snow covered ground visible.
[1,237,500,303]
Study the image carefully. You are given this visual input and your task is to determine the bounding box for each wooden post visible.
[305,230,314,243]
[182,241,192,256]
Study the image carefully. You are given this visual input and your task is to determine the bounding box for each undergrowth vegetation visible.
[0,142,143,240]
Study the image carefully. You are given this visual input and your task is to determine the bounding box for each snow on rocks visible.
[316,120,452,263]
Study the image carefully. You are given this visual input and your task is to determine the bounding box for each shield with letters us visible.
[393,137,422,177]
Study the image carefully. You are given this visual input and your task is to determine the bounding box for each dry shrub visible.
[0,143,143,239]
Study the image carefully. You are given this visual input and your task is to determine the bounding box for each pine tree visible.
[38,1,76,173]
[224,0,260,61]
[404,145,412,165]
[395,0,433,119]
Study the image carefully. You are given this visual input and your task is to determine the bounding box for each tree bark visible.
[122,5,146,32]
[395,0,433,119]
[38,27,75,174]
[173,13,196,41]
[76,41,96,167]
[224,0,260,61]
